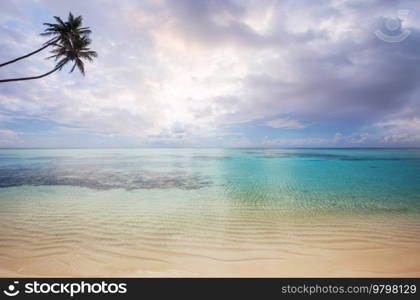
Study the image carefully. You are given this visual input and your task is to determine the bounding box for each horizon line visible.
[1,147,420,150]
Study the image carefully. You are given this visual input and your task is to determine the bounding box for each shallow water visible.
[0,148,420,276]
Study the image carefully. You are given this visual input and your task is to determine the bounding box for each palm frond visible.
[70,62,77,73]
[53,16,66,27]
[75,58,85,75]
[40,12,97,76]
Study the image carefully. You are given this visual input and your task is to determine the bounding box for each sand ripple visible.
[1,187,420,277]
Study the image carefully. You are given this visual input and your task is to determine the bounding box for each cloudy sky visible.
[1,0,420,148]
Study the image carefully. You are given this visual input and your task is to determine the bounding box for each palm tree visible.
[0,35,97,82]
[0,13,91,68]
[0,13,96,83]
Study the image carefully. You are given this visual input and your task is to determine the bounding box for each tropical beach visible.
[0,148,419,277]
[1,0,420,279]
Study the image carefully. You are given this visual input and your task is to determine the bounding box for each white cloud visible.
[0,129,21,146]
[262,132,371,147]
[0,129,17,138]
[1,0,420,147]
[262,136,331,147]
[383,133,420,144]
[375,117,420,132]
[264,118,308,129]
[375,117,420,144]
[348,132,369,144]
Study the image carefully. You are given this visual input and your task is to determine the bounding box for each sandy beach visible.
[2,0,420,281]
[1,191,419,277]
[0,149,420,277]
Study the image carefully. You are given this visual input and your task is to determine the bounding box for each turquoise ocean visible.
[0,148,420,276]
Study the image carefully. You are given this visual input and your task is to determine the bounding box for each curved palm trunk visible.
[0,39,58,68]
[0,63,65,83]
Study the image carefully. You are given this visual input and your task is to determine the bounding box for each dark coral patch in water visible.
[0,167,212,190]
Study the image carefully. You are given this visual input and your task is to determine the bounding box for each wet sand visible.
[0,187,419,277]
